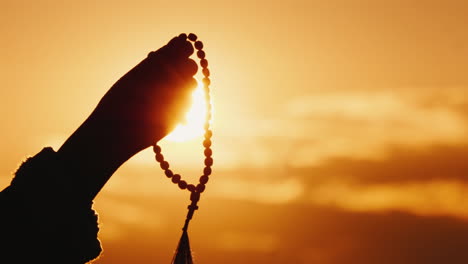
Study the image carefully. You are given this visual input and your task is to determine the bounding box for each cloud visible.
[93,198,468,264]
[193,143,468,219]
[213,231,279,252]
[105,142,468,219]
[284,90,467,166]
[210,177,303,204]
[294,144,468,185]
[215,88,468,169]
[283,144,468,219]
[309,180,468,219]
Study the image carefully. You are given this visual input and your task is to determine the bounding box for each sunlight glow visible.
[165,82,207,142]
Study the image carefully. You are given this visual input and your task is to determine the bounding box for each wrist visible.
[57,116,143,200]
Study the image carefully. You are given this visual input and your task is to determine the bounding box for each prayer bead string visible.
[152,33,212,230]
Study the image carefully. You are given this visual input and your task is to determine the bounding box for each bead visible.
[204,148,212,157]
[165,169,173,178]
[194,41,203,50]
[202,77,211,86]
[196,184,206,193]
[188,204,199,210]
[199,175,209,184]
[188,33,197,41]
[205,157,213,166]
[203,166,212,176]
[205,130,213,139]
[197,50,205,59]
[187,184,196,192]
[155,153,164,162]
[200,59,208,68]
[160,161,169,170]
[190,192,200,202]
[203,139,212,148]
[178,180,187,189]
[172,174,181,183]
[153,34,215,200]
[153,144,161,153]
[202,68,210,77]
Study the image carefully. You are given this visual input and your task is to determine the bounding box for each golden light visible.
[165,81,207,142]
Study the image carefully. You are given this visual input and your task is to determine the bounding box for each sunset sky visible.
[1,0,468,263]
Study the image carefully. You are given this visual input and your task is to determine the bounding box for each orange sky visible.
[1,0,468,263]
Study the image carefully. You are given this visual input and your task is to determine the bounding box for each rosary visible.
[152,33,212,264]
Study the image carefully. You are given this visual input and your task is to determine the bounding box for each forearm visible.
[0,34,196,263]
[57,115,151,201]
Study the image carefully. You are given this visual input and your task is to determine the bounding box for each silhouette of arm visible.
[0,34,197,263]
[58,34,197,201]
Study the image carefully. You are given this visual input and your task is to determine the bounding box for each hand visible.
[90,34,198,149]
[0,35,200,263]
[57,34,198,200]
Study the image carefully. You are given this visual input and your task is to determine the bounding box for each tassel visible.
[172,202,198,263]
[172,229,193,264]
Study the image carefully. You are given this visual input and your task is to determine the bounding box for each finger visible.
[167,35,179,46]
[175,38,195,58]
[163,59,197,90]
[180,58,198,77]
[147,36,195,75]
[186,77,197,92]
[148,36,178,57]
[172,83,195,122]
[166,35,194,59]
[172,77,197,107]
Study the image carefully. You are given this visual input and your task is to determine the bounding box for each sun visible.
[165,81,208,142]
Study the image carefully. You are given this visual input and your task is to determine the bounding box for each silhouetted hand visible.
[0,34,199,264]
[57,34,198,200]
[91,35,197,149]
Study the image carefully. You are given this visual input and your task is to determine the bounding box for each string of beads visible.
[152,33,212,231]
